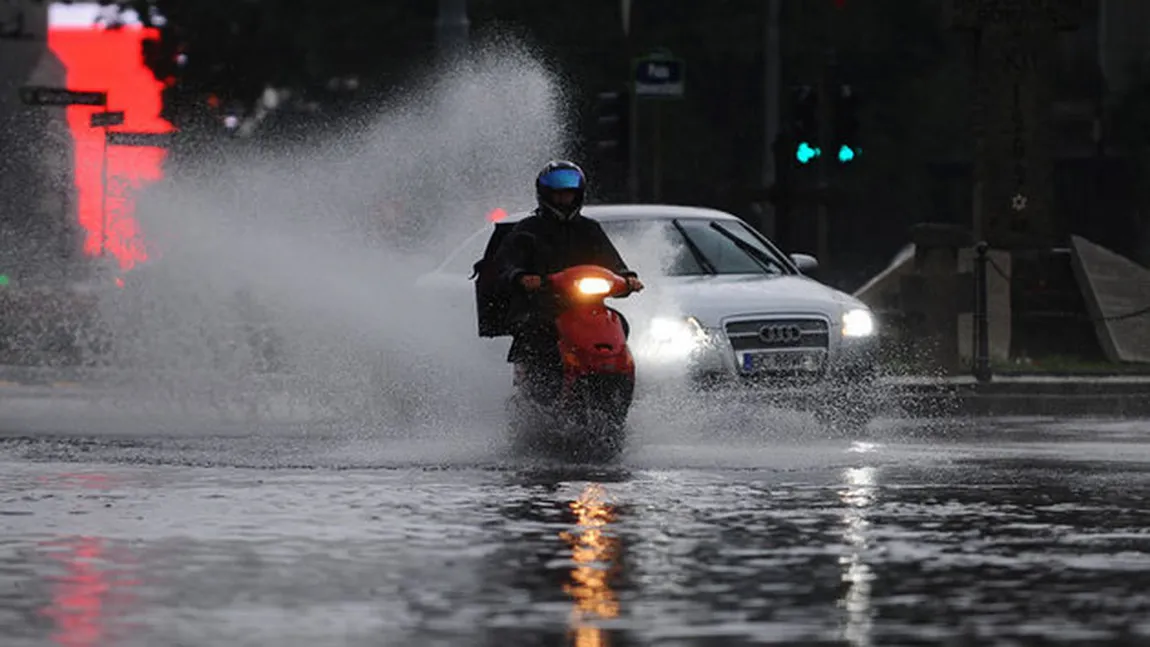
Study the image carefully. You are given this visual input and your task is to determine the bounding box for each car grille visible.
[724,318,830,352]
[724,317,830,381]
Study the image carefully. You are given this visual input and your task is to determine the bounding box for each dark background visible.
[29,0,1150,291]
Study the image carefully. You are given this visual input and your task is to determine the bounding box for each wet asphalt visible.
[2,388,1150,646]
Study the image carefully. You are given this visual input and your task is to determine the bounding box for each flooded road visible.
[2,411,1150,646]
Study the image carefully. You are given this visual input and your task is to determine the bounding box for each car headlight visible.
[650,315,705,343]
[842,308,875,338]
[643,316,708,359]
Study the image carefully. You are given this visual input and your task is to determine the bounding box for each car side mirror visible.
[790,253,819,274]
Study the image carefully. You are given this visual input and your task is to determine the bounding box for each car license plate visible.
[741,351,823,374]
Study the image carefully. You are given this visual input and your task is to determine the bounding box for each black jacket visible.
[493,210,636,328]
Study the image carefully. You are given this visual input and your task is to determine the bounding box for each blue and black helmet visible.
[535,160,586,221]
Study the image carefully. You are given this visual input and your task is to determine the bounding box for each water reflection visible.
[560,484,622,647]
[36,472,114,490]
[38,536,140,647]
[508,465,634,489]
[838,451,879,647]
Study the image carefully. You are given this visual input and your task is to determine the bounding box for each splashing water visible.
[90,38,571,438]
[71,35,918,455]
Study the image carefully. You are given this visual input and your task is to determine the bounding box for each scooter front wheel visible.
[565,374,634,461]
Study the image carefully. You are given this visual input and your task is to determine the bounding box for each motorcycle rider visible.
[493,160,644,399]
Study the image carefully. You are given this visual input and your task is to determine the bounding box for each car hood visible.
[617,274,865,328]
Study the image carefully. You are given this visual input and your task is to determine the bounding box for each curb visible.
[0,366,303,389]
[881,376,1150,417]
[3,367,1149,419]
[889,392,1150,418]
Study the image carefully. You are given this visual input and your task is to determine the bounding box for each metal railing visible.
[973,242,991,382]
[970,241,1150,382]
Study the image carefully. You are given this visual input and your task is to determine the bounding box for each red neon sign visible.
[48,7,174,270]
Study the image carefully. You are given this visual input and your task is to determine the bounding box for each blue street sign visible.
[633,55,685,98]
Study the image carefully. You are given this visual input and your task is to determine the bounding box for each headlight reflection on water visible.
[838,451,879,647]
[561,484,622,647]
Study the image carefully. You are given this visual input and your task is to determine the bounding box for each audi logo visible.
[758,324,803,344]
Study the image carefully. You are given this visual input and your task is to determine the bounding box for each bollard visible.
[973,241,991,382]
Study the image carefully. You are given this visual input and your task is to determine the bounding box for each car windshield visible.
[600,218,792,277]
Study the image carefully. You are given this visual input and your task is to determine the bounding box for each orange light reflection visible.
[560,484,622,647]
[36,473,112,490]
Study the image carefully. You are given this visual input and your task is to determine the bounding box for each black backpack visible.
[471,222,516,338]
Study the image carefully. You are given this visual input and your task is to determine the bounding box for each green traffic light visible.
[0,274,9,287]
[796,142,820,164]
[838,144,857,163]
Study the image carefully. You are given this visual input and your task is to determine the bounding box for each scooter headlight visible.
[575,277,612,296]
[842,308,876,338]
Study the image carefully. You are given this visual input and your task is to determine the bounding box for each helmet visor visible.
[538,168,584,190]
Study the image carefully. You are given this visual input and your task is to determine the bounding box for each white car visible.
[416,204,881,427]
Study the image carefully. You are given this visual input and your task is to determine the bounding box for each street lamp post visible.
[436,0,470,61]
[89,109,126,257]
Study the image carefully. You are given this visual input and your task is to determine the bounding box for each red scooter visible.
[508,264,636,459]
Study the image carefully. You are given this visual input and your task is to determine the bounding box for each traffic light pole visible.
[815,0,842,272]
[652,102,663,201]
[100,110,109,257]
[816,49,835,270]
[762,0,781,237]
